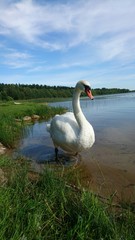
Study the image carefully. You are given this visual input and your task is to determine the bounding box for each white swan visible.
[47,80,95,160]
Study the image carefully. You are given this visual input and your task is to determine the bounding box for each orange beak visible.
[85,89,94,100]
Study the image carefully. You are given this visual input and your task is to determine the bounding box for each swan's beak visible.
[86,89,94,100]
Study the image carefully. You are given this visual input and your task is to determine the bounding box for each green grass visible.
[0,115,22,148]
[0,155,135,240]
[19,97,72,103]
[0,101,65,119]
[0,101,65,148]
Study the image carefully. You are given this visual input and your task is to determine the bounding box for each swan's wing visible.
[63,112,76,120]
[46,114,60,133]
[49,112,79,145]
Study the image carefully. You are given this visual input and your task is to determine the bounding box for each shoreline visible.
[3,135,135,203]
[80,144,135,203]
[1,145,135,203]
[28,146,135,203]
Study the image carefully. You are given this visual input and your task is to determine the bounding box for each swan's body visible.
[47,80,95,159]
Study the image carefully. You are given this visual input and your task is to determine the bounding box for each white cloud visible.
[0,0,135,54]
[2,49,33,69]
[28,60,88,73]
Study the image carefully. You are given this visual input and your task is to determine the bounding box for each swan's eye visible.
[83,84,91,91]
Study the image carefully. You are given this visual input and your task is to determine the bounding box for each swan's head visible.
[75,80,94,100]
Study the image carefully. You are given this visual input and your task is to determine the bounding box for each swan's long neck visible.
[72,89,88,128]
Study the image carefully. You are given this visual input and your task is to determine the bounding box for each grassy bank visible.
[0,155,135,240]
[0,101,65,148]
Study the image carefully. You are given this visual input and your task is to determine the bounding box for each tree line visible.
[0,83,130,101]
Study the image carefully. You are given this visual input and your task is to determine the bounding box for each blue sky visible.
[0,0,135,90]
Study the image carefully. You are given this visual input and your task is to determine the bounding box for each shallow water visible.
[16,92,135,170]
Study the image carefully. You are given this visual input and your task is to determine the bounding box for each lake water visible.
[16,92,135,173]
